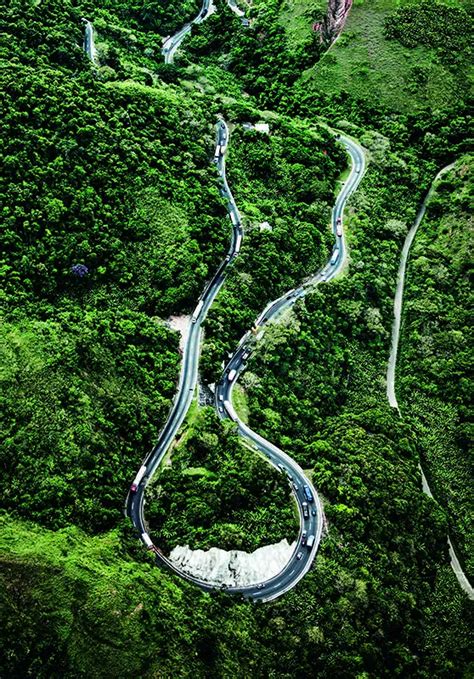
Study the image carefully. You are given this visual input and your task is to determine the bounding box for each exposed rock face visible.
[169,539,296,586]
[317,0,353,44]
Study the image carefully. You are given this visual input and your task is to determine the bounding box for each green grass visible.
[278,0,326,51]
[232,383,250,423]
[182,466,217,477]
[300,0,472,113]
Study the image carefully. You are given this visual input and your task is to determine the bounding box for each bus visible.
[228,368,237,381]
[303,485,314,503]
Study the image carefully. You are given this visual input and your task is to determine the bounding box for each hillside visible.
[399,155,474,580]
[1,0,473,676]
[297,0,473,114]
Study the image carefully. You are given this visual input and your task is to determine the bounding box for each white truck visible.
[130,465,147,492]
[192,299,204,323]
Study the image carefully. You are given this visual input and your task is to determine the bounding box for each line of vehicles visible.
[218,368,319,560]
[126,122,367,601]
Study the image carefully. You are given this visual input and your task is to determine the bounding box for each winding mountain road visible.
[126,122,365,600]
[387,163,455,410]
[162,0,213,64]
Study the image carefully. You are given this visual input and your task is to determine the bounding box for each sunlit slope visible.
[298,0,473,113]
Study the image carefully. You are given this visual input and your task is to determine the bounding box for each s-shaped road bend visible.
[126,122,366,601]
[162,0,213,64]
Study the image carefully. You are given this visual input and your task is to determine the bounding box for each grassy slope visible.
[300,0,472,114]
[278,0,326,51]
[0,515,213,677]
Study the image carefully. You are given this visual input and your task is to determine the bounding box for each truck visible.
[227,368,237,382]
[224,400,238,422]
[192,299,204,323]
[303,485,314,503]
[306,534,315,549]
[330,248,339,265]
[130,465,147,492]
[213,145,221,162]
[336,216,343,237]
[302,501,309,519]
[234,232,242,253]
[141,532,155,551]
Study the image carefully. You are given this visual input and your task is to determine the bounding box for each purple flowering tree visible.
[71,264,89,278]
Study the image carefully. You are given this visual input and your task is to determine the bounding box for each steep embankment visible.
[320,0,352,43]
[396,156,474,586]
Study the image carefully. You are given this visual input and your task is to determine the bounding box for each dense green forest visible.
[1,0,473,676]
[146,408,296,551]
[399,156,473,581]
[201,119,346,377]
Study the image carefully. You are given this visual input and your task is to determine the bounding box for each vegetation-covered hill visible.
[399,155,474,580]
[299,0,473,115]
[0,0,473,676]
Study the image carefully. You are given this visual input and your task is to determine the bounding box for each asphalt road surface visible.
[162,0,213,64]
[82,19,98,64]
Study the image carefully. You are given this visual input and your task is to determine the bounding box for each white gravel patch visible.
[169,539,296,587]
[168,314,191,352]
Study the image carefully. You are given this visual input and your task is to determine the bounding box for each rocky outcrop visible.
[169,539,296,587]
[314,0,352,45]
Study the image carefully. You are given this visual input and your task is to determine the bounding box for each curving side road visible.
[126,122,366,601]
[386,161,474,600]
[387,163,455,410]
[82,19,98,65]
[162,0,213,64]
